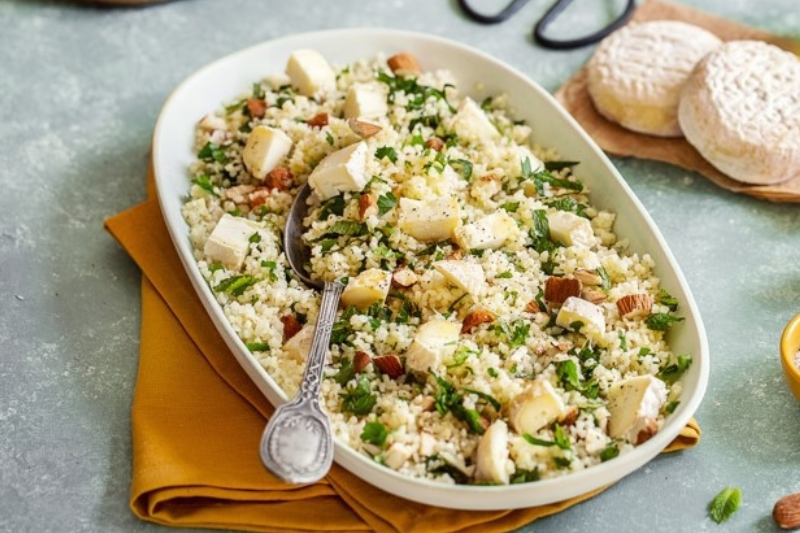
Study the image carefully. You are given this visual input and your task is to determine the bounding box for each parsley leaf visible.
[657,288,679,312]
[340,376,377,415]
[709,487,742,524]
[214,275,258,297]
[375,146,398,164]
[252,82,265,99]
[599,444,619,462]
[377,192,397,216]
[325,132,335,146]
[645,313,685,331]
[520,157,583,195]
[360,420,388,447]
[319,195,346,220]
[556,360,582,392]
[501,201,520,213]
[431,373,487,434]
[657,354,692,385]
[246,342,270,352]
[333,356,356,386]
[448,158,473,181]
[553,424,571,451]
[260,260,279,282]
[191,174,217,196]
[198,142,228,164]
[248,232,261,243]
[510,467,540,484]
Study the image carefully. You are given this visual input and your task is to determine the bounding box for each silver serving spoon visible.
[259,183,343,484]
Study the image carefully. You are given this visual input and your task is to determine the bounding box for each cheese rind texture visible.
[679,40,800,185]
[587,21,722,137]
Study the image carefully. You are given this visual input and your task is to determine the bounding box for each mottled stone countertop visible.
[2,0,799,532]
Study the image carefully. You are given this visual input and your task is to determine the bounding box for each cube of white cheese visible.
[398,197,460,243]
[283,324,315,361]
[453,211,517,250]
[508,379,567,436]
[547,211,596,249]
[450,97,499,144]
[405,319,461,373]
[285,49,336,97]
[607,375,667,442]
[203,214,263,270]
[432,259,486,296]
[242,126,293,180]
[307,141,368,201]
[343,84,388,120]
[556,296,606,341]
[341,268,392,309]
[475,420,510,485]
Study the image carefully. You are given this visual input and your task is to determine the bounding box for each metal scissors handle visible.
[457,0,636,50]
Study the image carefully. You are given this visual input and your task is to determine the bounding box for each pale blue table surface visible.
[1,1,799,532]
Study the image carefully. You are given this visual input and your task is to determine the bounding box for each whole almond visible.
[774,492,800,530]
[574,268,603,286]
[353,350,371,373]
[617,293,652,318]
[348,118,382,138]
[387,52,422,75]
[545,276,582,306]
[373,354,404,379]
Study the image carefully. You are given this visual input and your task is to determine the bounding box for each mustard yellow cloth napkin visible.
[104,169,701,533]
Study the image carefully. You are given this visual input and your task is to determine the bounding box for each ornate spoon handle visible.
[259,281,344,484]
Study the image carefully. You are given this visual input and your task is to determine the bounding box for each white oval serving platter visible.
[152,29,709,510]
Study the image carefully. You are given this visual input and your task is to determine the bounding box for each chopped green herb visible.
[425,454,469,484]
[228,207,243,217]
[596,266,611,291]
[208,261,224,273]
[319,239,337,253]
[557,359,582,392]
[645,313,685,331]
[618,330,628,350]
[510,467,540,484]
[340,375,377,415]
[522,434,557,447]
[497,271,513,279]
[544,160,580,171]
[657,354,692,385]
[501,201,520,213]
[377,192,397,216]
[487,367,498,378]
[325,132,335,146]
[553,424,571,451]
[198,142,228,164]
[665,400,680,414]
[319,195,346,220]
[214,275,258,297]
[246,342,270,352]
[470,248,486,257]
[464,388,501,411]
[638,347,652,359]
[521,157,583,195]
[191,174,217,196]
[252,82,266,99]
[657,288,679,312]
[375,146,398,164]
[248,232,261,243]
[448,158,473,181]
[553,456,572,469]
[260,260,279,282]
[431,373,486,435]
[317,221,368,239]
[545,196,588,218]
[360,421,388,447]
[333,356,356,385]
[599,444,619,462]
[709,487,742,524]
[446,347,475,368]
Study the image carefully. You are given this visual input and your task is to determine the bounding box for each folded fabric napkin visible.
[103,166,701,533]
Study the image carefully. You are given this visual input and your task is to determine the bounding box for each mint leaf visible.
[645,313,684,331]
[501,201,520,213]
[340,376,377,415]
[375,146,398,164]
[599,444,619,462]
[709,487,742,524]
[319,195,346,220]
[377,192,397,216]
[191,174,217,196]
[658,354,692,385]
[214,275,258,296]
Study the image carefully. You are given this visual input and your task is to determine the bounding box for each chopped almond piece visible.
[265,167,294,191]
[358,193,378,220]
[446,248,463,260]
[524,299,541,314]
[348,118,382,138]
[560,406,579,426]
[246,98,267,119]
[248,187,270,208]
[635,418,659,445]
[392,267,418,288]
[353,350,371,373]
[280,315,302,343]
[544,276,582,306]
[574,268,603,286]
[387,52,422,75]
[616,293,652,318]
[373,354,404,379]
[461,309,496,334]
[307,112,329,128]
[418,395,436,412]
[581,287,606,305]
[425,137,445,152]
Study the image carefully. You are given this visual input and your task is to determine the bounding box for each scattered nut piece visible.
[560,406,579,426]
[348,118,382,138]
[387,52,422,75]
[616,293,653,319]
[248,187,270,208]
[635,418,659,444]
[574,268,603,286]
[524,299,541,314]
[418,395,436,412]
[225,184,255,204]
[773,492,800,530]
[425,137,445,151]
[358,193,378,220]
[461,309,496,334]
[446,248,463,260]
[545,276,583,306]
[265,167,294,191]
[373,354,404,379]
[280,315,302,343]
[392,267,418,288]
[307,112,329,128]
[353,350,371,373]
[581,287,606,305]
[246,98,267,119]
